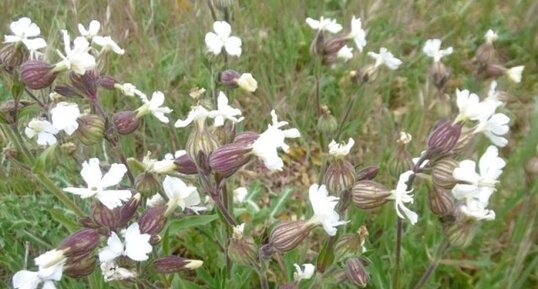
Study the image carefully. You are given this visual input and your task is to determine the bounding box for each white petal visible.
[99,232,124,263]
[100,164,127,188]
[224,36,242,57]
[13,270,40,289]
[124,223,152,261]
[97,190,132,209]
[213,21,231,38]
[205,32,224,55]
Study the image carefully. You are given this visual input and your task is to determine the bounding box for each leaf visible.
[316,238,335,273]
[48,208,78,232]
[33,143,57,173]
[167,214,219,235]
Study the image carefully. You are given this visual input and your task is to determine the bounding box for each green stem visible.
[412,241,450,289]
[2,124,35,163]
[34,171,86,217]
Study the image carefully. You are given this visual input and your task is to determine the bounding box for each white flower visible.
[13,262,64,289]
[293,263,315,281]
[347,16,367,51]
[423,39,453,62]
[78,20,101,40]
[4,17,47,57]
[236,73,258,92]
[147,193,165,208]
[100,261,136,282]
[452,146,505,208]
[368,47,402,70]
[233,187,248,203]
[212,91,243,127]
[505,66,524,83]
[175,105,212,128]
[305,17,342,33]
[484,29,498,44]
[474,113,510,147]
[137,91,173,123]
[56,30,96,75]
[328,138,354,157]
[99,223,152,262]
[50,102,80,135]
[142,151,176,174]
[64,158,132,209]
[308,184,347,236]
[34,249,66,269]
[388,170,418,225]
[398,131,412,144]
[164,150,186,160]
[25,119,58,145]
[205,21,242,57]
[336,45,354,61]
[162,176,205,213]
[115,83,146,99]
[232,223,245,239]
[93,36,125,55]
[455,89,484,122]
[460,198,495,221]
[251,110,300,171]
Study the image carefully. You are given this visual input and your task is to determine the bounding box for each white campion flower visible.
[236,73,258,92]
[142,151,176,174]
[162,176,205,214]
[347,16,367,51]
[114,83,146,99]
[484,29,498,44]
[78,20,101,40]
[100,261,136,282]
[25,118,59,145]
[63,158,132,209]
[136,91,173,123]
[251,110,300,171]
[387,170,418,225]
[505,65,524,83]
[328,138,354,157]
[93,36,125,55]
[474,113,510,147]
[452,146,505,211]
[455,89,485,122]
[147,193,165,208]
[175,105,212,128]
[293,263,315,281]
[99,223,152,262]
[336,45,354,61]
[4,17,47,57]
[213,91,243,127]
[308,184,347,236]
[50,102,81,135]
[233,187,248,203]
[461,198,495,221]
[423,39,453,62]
[12,260,64,289]
[305,17,342,33]
[368,47,402,70]
[55,30,96,75]
[205,21,242,57]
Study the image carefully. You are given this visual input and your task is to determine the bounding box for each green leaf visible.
[48,208,79,232]
[167,214,219,235]
[33,143,58,173]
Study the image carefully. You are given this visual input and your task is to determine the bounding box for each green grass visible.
[1,0,537,288]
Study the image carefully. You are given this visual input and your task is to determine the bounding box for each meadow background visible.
[0,0,537,288]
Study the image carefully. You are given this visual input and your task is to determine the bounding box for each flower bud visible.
[76,114,105,145]
[428,187,454,216]
[70,70,99,99]
[64,252,97,278]
[351,180,391,209]
[220,69,241,87]
[335,225,368,260]
[427,121,461,156]
[186,125,220,163]
[135,173,161,196]
[58,229,100,257]
[428,61,450,91]
[117,193,142,228]
[345,258,369,287]
[388,144,413,178]
[432,158,458,189]
[54,85,78,97]
[79,217,100,229]
[100,75,117,90]
[317,106,338,133]
[0,43,26,68]
[323,159,356,195]
[139,207,167,235]
[154,256,204,273]
[20,60,57,89]
[209,143,253,177]
[270,221,314,252]
[485,64,506,78]
[355,166,379,181]
[233,131,260,145]
[113,111,140,135]
[174,153,198,175]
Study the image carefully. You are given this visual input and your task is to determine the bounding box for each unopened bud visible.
[355,166,379,181]
[174,153,198,175]
[76,114,105,145]
[135,173,161,196]
[317,106,338,133]
[485,64,506,78]
[20,60,57,89]
[427,121,461,156]
[233,131,260,145]
[154,256,204,273]
[117,193,142,228]
[432,158,458,189]
[475,43,497,68]
[0,43,26,67]
[429,61,450,91]
[64,252,97,278]
[113,111,140,135]
[453,126,474,153]
[209,143,252,177]
[58,229,100,257]
[270,221,314,252]
[428,187,454,216]
[351,180,391,209]
[139,207,167,235]
[220,69,241,87]
[79,217,99,229]
[323,159,356,195]
[335,225,368,260]
[323,36,348,55]
[100,76,117,90]
[345,258,369,287]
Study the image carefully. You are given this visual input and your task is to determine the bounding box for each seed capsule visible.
[323,159,356,195]
[351,180,391,209]
[20,60,57,89]
[428,187,454,216]
[269,221,314,252]
[76,114,105,146]
[432,158,459,189]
